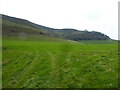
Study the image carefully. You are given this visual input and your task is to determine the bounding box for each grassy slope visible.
[2,35,67,43]
[2,36,118,88]
[79,40,118,44]
[2,19,46,35]
[2,15,111,41]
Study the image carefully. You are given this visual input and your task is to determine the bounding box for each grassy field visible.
[2,36,118,88]
[79,40,118,44]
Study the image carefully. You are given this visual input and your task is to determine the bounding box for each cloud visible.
[1,0,119,39]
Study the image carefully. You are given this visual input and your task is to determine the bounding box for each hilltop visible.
[2,14,110,41]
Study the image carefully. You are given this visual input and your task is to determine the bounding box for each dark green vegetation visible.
[2,14,110,41]
[3,36,118,88]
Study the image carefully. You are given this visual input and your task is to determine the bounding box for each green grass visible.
[3,35,67,42]
[79,40,118,44]
[2,36,118,88]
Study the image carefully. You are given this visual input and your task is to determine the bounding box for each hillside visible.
[2,14,110,41]
[2,14,118,88]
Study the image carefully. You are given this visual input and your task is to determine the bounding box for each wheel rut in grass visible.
[4,51,42,88]
[47,52,60,88]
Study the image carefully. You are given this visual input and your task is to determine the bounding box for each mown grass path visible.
[47,52,60,88]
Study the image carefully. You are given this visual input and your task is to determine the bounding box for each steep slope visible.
[2,14,110,41]
[2,15,61,38]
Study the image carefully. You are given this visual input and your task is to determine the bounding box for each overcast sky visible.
[1,0,119,40]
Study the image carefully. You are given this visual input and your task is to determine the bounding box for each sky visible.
[1,0,119,40]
